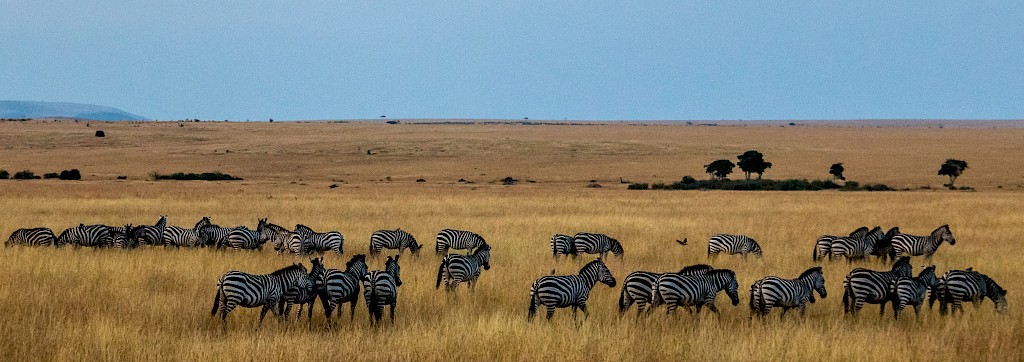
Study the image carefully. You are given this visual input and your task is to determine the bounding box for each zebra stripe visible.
[527,259,616,321]
[842,256,913,316]
[280,258,323,321]
[295,224,344,254]
[108,224,140,249]
[550,234,575,258]
[57,224,112,248]
[887,265,938,320]
[572,233,624,259]
[369,229,421,256]
[619,264,713,317]
[934,269,1007,315]
[435,244,491,291]
[890,225,955,260]
[830,236,874,262]
[708,234,762,259]
[750,267,826,318]
[435,229,486,255]
[210,263,310,331]
[650,269,740,315]
[5,227,58,247]
[362,255,403,325]
[221,219,269,250]
[317,254,369,321]
[163,217,211,248]
[132,215,167,246]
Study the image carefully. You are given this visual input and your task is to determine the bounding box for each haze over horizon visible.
[2,2,1022,121]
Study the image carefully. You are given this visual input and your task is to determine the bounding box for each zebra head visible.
[194,216,212,230]
[891,257,913,277]
[309,257,326,290]
[713,269,741,306]
[800,266,826,299]
[346,254,369,278]
[982,275,1008,314]
[609,238,624,257]
[405,234,423,255]
[582,259,616,288]
[473,243,491,270]
[386,255,402,286]
[917,265,939,289]
[933,225,955,246]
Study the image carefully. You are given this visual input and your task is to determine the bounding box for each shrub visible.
[13,170,40,179]
[681,176,697,185]
[43,173,60,179]
[0,170,8,179]
[117,176,127,180]
[586,183,602,188]
[501,177,518,185]
[95,130,105,137]
[416,178,426,182]
[59,169,81,180]
[627,183,649,190]
[152,172,242,181]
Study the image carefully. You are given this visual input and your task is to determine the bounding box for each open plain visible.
[1,120,1023,361]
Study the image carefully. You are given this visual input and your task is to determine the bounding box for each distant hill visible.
[0,101,146,120]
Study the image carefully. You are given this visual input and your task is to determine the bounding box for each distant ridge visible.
[0,100,146,120]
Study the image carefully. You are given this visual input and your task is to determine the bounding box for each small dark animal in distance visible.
[676,239,688,246]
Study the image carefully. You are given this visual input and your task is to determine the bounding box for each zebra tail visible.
[435,258,446,289]
[617,284,628,314]
[842,278,852,313]
[527,287,538,320]
[211,281,222,316]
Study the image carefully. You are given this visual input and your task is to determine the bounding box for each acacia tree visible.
[938,159,968,189]
[737,150,772,180]
[705,159,735,180]
[829,163,845,181]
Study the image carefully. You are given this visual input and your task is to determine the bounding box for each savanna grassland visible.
[1,119,1023,361]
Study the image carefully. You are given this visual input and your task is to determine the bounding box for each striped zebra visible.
[210,263,310,331]
[57,224,112,248]
[708,234,762,259]
[199,219,242,248]
[550,234,575,258]
[887,265,938,320]
[317,254,369,322]
[750,267,826,318]
[830,227,879,262]
[295,224,344,254]
[265,223,305,255]
[650,269,741,316]
[618,264,713,317]
[220,219,269,250]
[932,269,1008,315]
[163,217,212,248]
[528,258,616,321]
[872,227,900,263]
[108,224,140,249]
[369,229,422,256]
[572,233,624,259]
[131,215,167,246]
[435,243,491,291]
[842,256,913,316]
[279,258,323,321]
[5,227,58,247]
[889,225,955,260]
[362,255,403,325]
[812,227,868,262]
[435,229,486,255]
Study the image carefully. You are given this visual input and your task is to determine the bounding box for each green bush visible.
[13,170,40,180]
[59,169,81,180]
[152,172,242,181]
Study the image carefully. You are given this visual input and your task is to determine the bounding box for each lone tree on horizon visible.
[737,150,772,180]
[938,159,968,189]
[829,163,845,181]
[705,159,735,180]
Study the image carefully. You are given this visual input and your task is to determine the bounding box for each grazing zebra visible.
[279,258,323,321]
[57,224,112,248]
[932,269,1008,315]
[435,244,491,291]
[842,256,913,316]
[362,255,403,325]
[435,229,486,255]
[221,219,269,250]
[528,258,617,321]
[295,224,344,254]
[163,217,212,248]
[888,265,939,320]
[619,264,713,317]
[5,227,58,247]
[131,215,167,246]
[317,254,369,322]
[572,233,624,259]
[708,234,762,259]
[889,225,955,260]
[369,229,422,256]
[210,263,310,331]
[108,224,140,249]
[750,267,827,318]
[872,227,900,263]
[650,269,741,316]
[550,234,575,258]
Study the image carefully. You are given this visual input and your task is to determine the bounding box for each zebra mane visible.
[798,266,823,279]
[264,222,289,233]
[849,226,870,239]
[472,243,491,254]
[295,224,315,233]
[345,254,367,270]
[579,259,605,274]
[270,263,307,276]
[679,264,713,274]
[706,268,736,279]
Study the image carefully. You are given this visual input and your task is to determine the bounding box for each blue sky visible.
[1,1,1022,120]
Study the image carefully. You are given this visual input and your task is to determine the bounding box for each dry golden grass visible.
[0,120,1022,361]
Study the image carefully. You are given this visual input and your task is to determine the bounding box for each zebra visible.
[872,227,900,263]
[220,219,270,250]
[108,224,140,249]
[265,223,305,255]
[813,226,868,262]
[887,265,939,320]
[163,217,212,248]
[830,228,878,262]
[889,225,955,260]
[842,256,913,316]
[57,224,112,248]
[650,269,741,316]
[279,258,324,321]
[435,243,491,291]
[317,254,369,322]
[550,234,575,258]
[5,227,58,247]
[619,264,713,317]
[210,263,310,331]
[749,267,827,318]
[369,229,422,256]
[932,269,1008,315]
[708,234,762,259]
[199,221,239,248]
[131,215,167,246]
[295,224,344,254]
[572,233,624,259]
[528,258,616,321]
[362,255,403,325]
[435,228,486,255]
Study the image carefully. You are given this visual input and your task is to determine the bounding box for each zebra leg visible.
[258,304,274,329]
[780,307,790,318]
[635,302,646,319]
[580,303,589,320]
[389,301,396,324]
[799,303,807,317]
[879,300,887,318]
[853,299,864,316]
[545,305,555,320]
[912,304,921,320]
[349,300,357,321]
[571,305,578,320]
[705,302,720,316]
